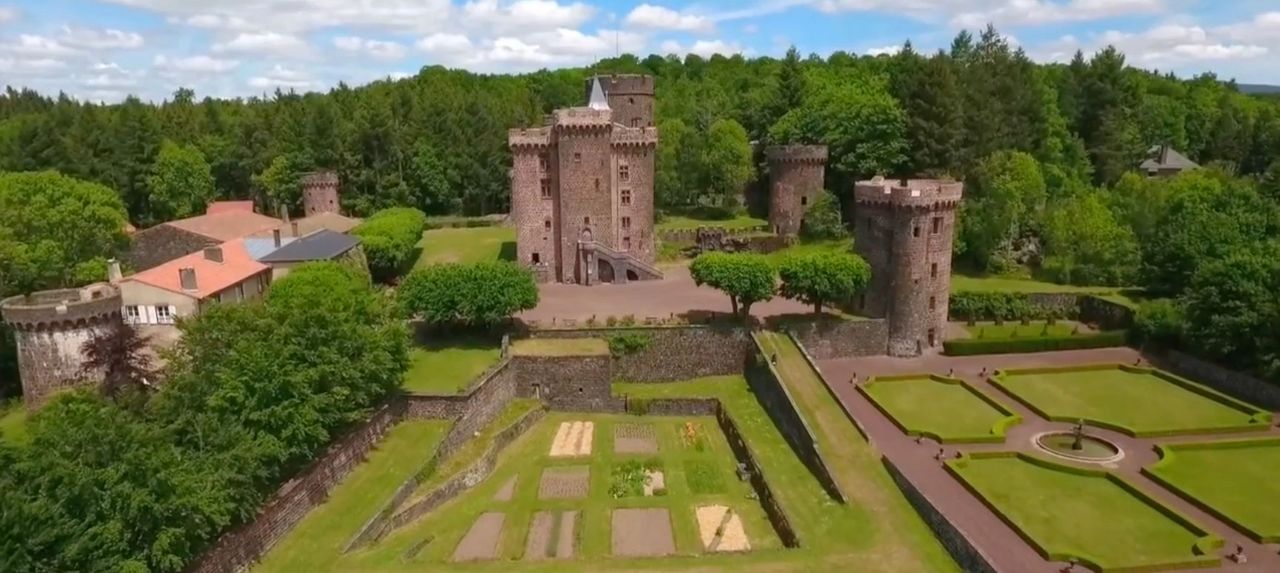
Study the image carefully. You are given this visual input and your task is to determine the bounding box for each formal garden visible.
[859,375,1021,443]
[1144,438,1280,543]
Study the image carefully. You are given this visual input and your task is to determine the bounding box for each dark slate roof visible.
[258,229,359,263]
[1139,145,1199,171]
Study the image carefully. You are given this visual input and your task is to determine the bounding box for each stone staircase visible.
[579,240,663,284]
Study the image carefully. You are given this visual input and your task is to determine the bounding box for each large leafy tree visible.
[1040,191,1139,286]
[1182,245,1280,379]
[398,261,538,327]
[777,251,871,314]
[959,151,1047,271]
[80,322,155,401]
[147,140,216,222]
[350,207,427,283]
[688,252,775,319]
[699,118,754,207]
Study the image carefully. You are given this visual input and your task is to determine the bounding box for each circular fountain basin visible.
[1033,431,1124,465]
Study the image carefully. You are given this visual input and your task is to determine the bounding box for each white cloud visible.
[624,4,713,33]
[866,44,902,56]
[813,0,1163,28]
[463,0,596,35]
[417,33,474,54]
[58,26,145,50]
[113,0,456,34]
[153,54,240,73]
[0,57,66,75]
[248,64,316,90]
[1,34,81,57]
[743,23,759,34]
[0,7,17,24]
[1033,22,1269,67]
[212,32,309,57]
[333,36,407,59]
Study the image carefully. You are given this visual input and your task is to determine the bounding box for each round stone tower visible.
[853,177,963,357]
[1,283,123,408]
[301,170,341,217]
[589,74,655,128]
[766,145,828,238]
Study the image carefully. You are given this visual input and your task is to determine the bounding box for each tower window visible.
[619,164,629,182]
[929,296,937,311]
[540,178,551,199]
[532,252,541,263]
[622,216,631,230]
[544,219,552,231]
[621,188,632,206]
[801,196,808,206]
[573,152,581,163]
[584,217,591,225]
[538,153,549,172]
[628,97,635,104]
[595,178,600,191]
[631,118,641,127]
[932,216,942,234]
[623,236,632,250]
[931,262,938,279]
[913,226,921,238]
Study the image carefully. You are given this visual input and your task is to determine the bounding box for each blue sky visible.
[2,0,1279,102]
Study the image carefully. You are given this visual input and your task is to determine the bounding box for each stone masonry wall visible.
[882,456,998,573]
[188,402,404,573]
[785,318,889,360]
[512,353,612,409]
[1079,296,1134,330]
[528,326,751,382]
[715,403,800,548]
[1155,350,1280,411]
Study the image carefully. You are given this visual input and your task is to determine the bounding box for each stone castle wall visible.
[882,456,998,573]
[592,74,655,127]
[1154,350,1280,411]
[854,178,962,357]
[785,318,889,360]
[612,143,657,265]
[766,145,828,237]
[1,284,123,408]
[528,326,750,382]
[557,126,614,283]
[301,171,341,216]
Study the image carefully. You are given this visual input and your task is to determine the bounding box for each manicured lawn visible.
[861,375,1019,443]
[407,399,543,498]
[0,404,28,444]
[656,214,767,231]
[1145,438,1280,542]
[992,365,1268,436]
[509,337,609,357]
[402,337,502,395]
[964,321,1080,339]
[949,454,1218,571]
[255,420,452,573]
[415,226,516,268]
[950,272,1123,294]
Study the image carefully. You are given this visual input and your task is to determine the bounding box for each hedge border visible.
[988,363,1272,438]
[946,452,1223,573]
[943,330,1127,356]
[858,374,1022,444]
[1142,438,1280,544]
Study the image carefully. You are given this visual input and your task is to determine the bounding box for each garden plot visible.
[614,423,659,454]
[451,512,505,562]
[696,505,751,552]
[538,466,591,499]
[611,508,676,557]
[524,510,578,560]
[550,420,595,457]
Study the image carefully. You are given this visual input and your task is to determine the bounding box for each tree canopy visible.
[777,251,871,314]
[398,261,539,327]
[689,252,776,319]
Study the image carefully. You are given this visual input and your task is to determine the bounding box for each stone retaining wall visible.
[784,318,889,360]
[1079,296,1134,331]
[714,403,800,548]
[629,397,718,417]
[882,456,998,573]
[1155,350,1280,411]
[188,402,404,573]
[527,325,750,382]
[512,353,612,409]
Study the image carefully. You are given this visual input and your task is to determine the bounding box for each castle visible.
[766,145,829,237]
[509,75,662,285]
[301,170,342,216]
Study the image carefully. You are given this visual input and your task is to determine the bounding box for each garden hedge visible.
[352,207,427,283]
[943,330,1126,355]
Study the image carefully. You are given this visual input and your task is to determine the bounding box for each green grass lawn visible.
[861,375,1019,443]
[964,321,1080,339]
[948,454,1218,571]
[509,338,609,357]
[950,272,1124,294]
[0,404,28,444]
[402,337,502,395]
[992,365,1267,436]
[255,420,452,573]
[415,226,516,268]
[656,214,767,231]
[1145,438,1280,543]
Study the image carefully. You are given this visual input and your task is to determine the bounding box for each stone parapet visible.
[854,177,963,210]
[552,107,613,127]
[766,145,829,164]
[508,127,551,148]
[610,126,659,146]
[1,284,121,329]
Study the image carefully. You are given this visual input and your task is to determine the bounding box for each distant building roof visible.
[124,238,268,300]
[165,211,282,242]
[1139,145,1199,173]
[259,230,360,264]
[205,201,256,215]
[251,212,362,240]
[243,236,297,261]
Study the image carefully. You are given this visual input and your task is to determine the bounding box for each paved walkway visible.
[814,348,1280,573]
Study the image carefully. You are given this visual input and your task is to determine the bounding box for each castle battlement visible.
[1,284,122,330]
[611,126,659,147]
[301,170,342,216]
[300,171,339,189]
[591,74,655,97]
[854,177,963,209]
[766,145,829,164]
[509,127,552,148]
[553,107,614,127]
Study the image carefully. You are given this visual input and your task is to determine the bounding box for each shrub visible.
[777,250,871,314]
[689,252,775,318]
[800,190,847,240]
[607,333,652,357]
[351,207,426,283]
[949,292,1078,323]
[398,261,538,327]
[1133,298,1185,348]
[943,330,1127,356]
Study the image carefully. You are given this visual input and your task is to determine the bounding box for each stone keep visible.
[766,145,828,238]
[590,74,655,128]
[301,170,341,216]
[509,76,660,285]
[1,283,123,408]
[853,178,963,357]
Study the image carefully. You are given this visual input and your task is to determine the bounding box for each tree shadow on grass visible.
[499,241,517,262]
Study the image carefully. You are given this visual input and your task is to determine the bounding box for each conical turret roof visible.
[587,77,610,111]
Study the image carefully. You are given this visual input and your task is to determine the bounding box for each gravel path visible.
[451,512,504,562]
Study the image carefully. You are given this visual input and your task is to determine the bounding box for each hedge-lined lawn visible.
[949,454,1218,571]
[656,214,767,231]
[1146,439,1280,542]
[402,337,503,394]
[355,411,778,567]
[861,376,1018,443]
[964,321,1080,339]
[415,226,516,267]
[0,404,27,444]
[993,365,1266,436]
[255,420,452,573]
[950,273,1123,294]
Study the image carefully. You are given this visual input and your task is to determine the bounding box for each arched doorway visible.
[598,259,616,283]
[626,269,639,282]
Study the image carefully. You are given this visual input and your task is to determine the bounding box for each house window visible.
[573,152,581,163]
[621,188,632,206]
[540,179,552,199]
[622,216,631,230]
[932,216,942,234]
[544,219,552,231]
[619,164,629,182]
[124,305,141,324]
[929,296,936,311]
[913,226,921,238]
[236,283,245,300]
[931,263,938,279]
[623,237,632,250]
[256,275,265,293]
[532,252,541,264]
[156,305,175,325]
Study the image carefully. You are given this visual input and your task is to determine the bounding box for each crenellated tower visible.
[589,74,655,128]
[766,145,828,238]
[301,170,341,216]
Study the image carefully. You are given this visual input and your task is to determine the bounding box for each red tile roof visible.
[124,239,268,300]
[206,201,256,215]
[165,211,282,242]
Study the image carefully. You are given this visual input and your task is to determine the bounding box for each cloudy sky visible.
[2,0,1279,102]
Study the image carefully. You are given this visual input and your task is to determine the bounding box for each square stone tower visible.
[509,77,660,285]
[852,177,963,357]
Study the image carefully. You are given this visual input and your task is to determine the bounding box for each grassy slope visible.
[952,456,1208,569]
[0,404,27,444]
[1147,439,1280,541]
[415,226,516,268]
[254,420,452,573]
[402,338,502,395]
[998,369,1257,434]
[863,377,1012,441]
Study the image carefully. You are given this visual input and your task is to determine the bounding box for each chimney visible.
[203,246,223,263]
[179,268,198,291]
[107,258,122,284]
[291,221,300,237]
[273,228,282,248]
